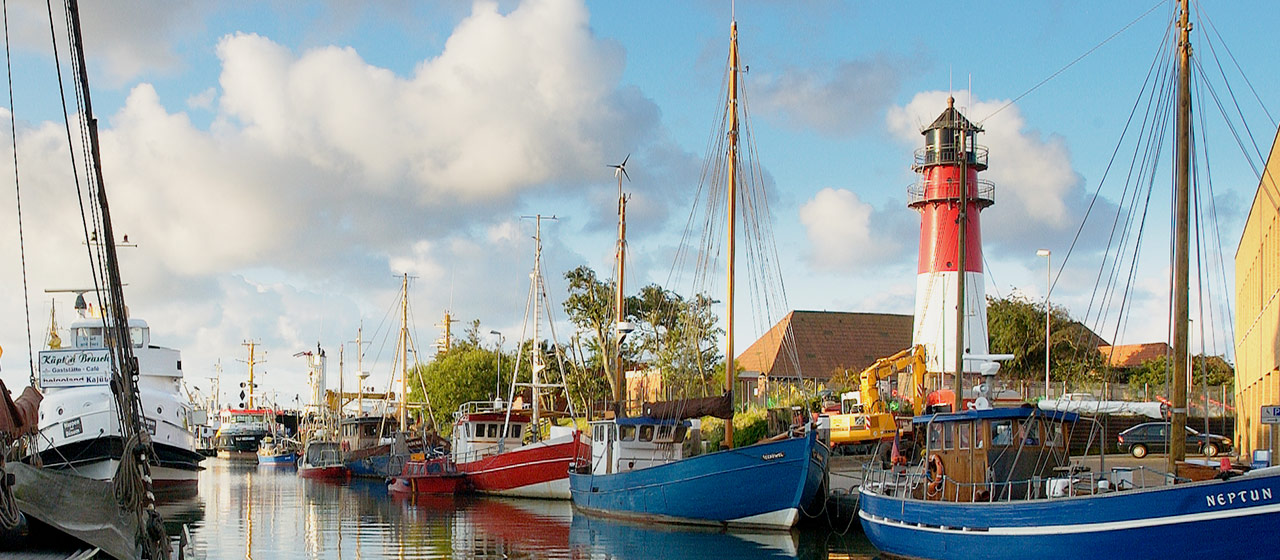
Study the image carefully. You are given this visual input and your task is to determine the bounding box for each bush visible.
[701,407,769,449]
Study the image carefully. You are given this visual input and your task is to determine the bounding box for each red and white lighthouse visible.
[909,97,995,377]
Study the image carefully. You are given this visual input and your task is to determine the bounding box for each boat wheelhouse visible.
[214,407,274,459]
[339,415,424,478]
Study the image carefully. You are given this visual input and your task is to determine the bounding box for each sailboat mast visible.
[532,216,544,432]
[1169,0,1192,469]
[400,273,409,431]
[614,177,628,417]
[724,20,740,450]
[953,118,969,412]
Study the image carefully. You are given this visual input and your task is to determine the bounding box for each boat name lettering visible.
[761,452,785,461]
[1206,487,1272,507]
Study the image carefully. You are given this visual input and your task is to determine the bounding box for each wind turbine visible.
[608,154,631,183]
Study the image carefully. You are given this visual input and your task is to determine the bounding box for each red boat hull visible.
[298,465,350,481]
[388,473,468,494]
[457,433,589,499]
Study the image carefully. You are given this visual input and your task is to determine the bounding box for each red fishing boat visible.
[387,455,468,494]
[297,439,350,481]
[451,404,589,499]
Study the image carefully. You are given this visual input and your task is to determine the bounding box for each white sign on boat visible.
[38,348,112,387]
[1261,405,1280,425]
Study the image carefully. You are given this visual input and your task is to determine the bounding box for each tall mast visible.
[614,165,629,417]
[530,216,548,433]
[338,343,344,431]
[242,340,261,408]
[356,325,364,417]
[399,273,409,431]
[66,0,163,551]
[724,20,740,450]
[1169,0,1192,470]
[953,109,969,412]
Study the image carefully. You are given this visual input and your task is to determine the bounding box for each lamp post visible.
[490,330,504,402]
[1037,249,1051,399]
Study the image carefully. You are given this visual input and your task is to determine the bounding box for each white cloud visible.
[798,187,904,270]
[0,0,667,400]
[755,55,908,137]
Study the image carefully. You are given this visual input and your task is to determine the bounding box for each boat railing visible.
[862,463,1182,502]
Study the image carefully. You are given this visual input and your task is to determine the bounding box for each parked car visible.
[1117,422,1232,458]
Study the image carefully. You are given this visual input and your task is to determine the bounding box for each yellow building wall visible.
[1235,125,1280,459]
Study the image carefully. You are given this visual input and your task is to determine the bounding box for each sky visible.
[0,0,1276,407]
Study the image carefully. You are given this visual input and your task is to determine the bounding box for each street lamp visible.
[1036,249,1052,399]
[490,330,505,402]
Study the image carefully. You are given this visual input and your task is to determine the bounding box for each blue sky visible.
[0,0,1275,405]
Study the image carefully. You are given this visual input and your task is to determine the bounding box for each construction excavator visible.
[828,345,929,453]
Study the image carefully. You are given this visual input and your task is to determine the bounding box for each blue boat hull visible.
[569,431,828,528]
[859,467,1280,560]
[257,453,298,465]
[346,453,411,478]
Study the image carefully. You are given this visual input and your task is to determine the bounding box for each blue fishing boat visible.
[571,416,827,528]
[859,2,1280,558]
[859,407,1280,560]
[569,16,829,529]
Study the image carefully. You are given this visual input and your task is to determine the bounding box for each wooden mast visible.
[724,19,740,449]
[614,164,629,417]
[1169,0,1192,470]
[953,100,969,413]
[399,273,409,431]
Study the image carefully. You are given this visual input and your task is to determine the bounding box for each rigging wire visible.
[3,0,35,383]
[978,0,1166,125]
[1194,0,1276,129]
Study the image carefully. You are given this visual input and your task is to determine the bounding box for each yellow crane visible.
[828,345,928,451]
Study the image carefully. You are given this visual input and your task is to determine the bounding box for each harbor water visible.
[164,459,879,559]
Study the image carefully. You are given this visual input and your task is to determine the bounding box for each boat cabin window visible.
[957,422,972,450]
[363,423,378,437]
[129,326,145,348]
[927,422,943,451]
[75,327,104,348]
[638,425,654,442]
[992,420,1013,446]
[1017,422,1040,446]
[1046,422,1064,447]
[619,425,637,442]
[509,424,522,439]
[944,424,955,450]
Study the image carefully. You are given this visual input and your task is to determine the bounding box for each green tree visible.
[562,265,629,396]
[408,344,503,435]
[1126,354,1235,392]
[986,294,1104,383]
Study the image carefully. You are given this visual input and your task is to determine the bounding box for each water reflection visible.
[162,460,878,559]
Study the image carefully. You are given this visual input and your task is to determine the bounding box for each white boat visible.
[34,312,204,494]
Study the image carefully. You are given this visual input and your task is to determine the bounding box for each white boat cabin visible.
[585,417,688,475]
[450,401,529,461]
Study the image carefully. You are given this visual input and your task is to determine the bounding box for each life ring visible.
[926,453,945,496]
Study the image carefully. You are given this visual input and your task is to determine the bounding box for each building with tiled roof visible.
[1097,342,1170,369]
[736,310,914,383]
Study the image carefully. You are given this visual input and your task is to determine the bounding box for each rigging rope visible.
[979,0,1167,125]
[3,0,35,385]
